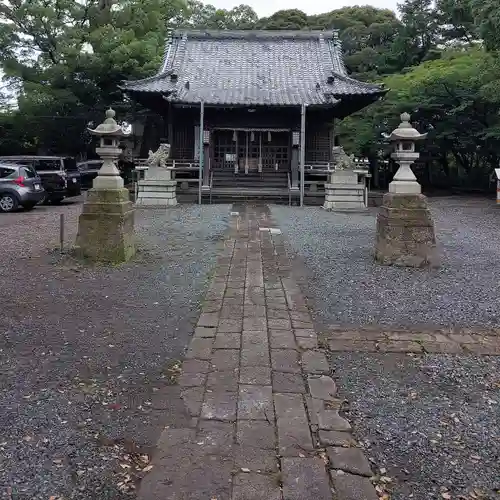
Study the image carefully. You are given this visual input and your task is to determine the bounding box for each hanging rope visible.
[258,131,262,173]
[245,131,249,174]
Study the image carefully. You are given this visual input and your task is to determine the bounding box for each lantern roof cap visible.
[387,112,427,141]
[88,108,127,136]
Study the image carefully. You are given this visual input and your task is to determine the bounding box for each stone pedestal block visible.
[374,193,438,268]
[76,188,135,263]
[323,171,366,211]
[136,168,177,207]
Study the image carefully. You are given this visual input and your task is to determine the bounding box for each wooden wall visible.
[145,105,335,162]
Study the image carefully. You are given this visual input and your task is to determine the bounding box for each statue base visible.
[75,188,135,263]
[136,167,177,207]
[323,171,366,211]
[374,193,438,268]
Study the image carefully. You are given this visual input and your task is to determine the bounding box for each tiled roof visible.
[121,30,385,106]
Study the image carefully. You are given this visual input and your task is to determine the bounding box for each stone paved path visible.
[322,325,500,355]
[138,204,378,500]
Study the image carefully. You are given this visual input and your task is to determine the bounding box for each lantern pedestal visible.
[76,188,135,263]
[374,193,438,268]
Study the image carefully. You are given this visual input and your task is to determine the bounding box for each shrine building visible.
[121,29,387,204]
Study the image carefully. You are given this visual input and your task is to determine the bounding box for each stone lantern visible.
[75,108,135,262]
[387,112,427,194]
[374,112,438,268]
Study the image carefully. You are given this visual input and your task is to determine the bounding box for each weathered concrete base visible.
[323,171,366,211]
[374,192,438,268]
[75,188,135,263]
[136,168,177,207]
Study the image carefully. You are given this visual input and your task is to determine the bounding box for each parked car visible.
[0,156,81,203]
[77,158,135,188]
[77,159,102,189]
[0,163,45,212]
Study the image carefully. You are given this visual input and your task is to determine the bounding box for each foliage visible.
[339,49,500,188]
[183,1,258,30]
[472,0,500,52]
[0,0,189,154]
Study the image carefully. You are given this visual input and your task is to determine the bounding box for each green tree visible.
[339,48,500,189]
[255,9,308,30]
[436,0,477,44]
[472,0,500,51]
[183,1,257,29]
[0,0,186,153]
[392,0,441,68]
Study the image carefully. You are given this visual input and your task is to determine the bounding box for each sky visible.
[211,0,400,17]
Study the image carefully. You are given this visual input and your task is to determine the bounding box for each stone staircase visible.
[208,169,294,204]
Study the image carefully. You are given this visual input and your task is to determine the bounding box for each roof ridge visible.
[328,37,348,77]
[158,31,179,75]
[317,34,335,96]
[170,32,188,76]
[331,73,385,90]
[171,29,340,40]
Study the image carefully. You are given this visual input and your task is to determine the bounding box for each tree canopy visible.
[1,0,499,190]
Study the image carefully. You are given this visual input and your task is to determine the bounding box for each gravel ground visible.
[329,352,500,500]
[0,199,230,499]
[271,197,500,328]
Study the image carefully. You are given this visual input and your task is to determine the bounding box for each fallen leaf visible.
[240,468,250,473]
[142,464,154,473]
[441,493,451,499]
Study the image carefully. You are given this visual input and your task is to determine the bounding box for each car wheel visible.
[0,193,19,213]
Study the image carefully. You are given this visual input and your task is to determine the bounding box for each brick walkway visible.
[323,326,500,355]
[138,205,378,500]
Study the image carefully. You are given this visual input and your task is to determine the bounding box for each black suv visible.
[0,156,81,203]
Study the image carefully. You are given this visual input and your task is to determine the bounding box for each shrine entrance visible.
[212,129,290,173]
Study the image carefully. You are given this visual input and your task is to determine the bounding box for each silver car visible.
[0,163,45,212]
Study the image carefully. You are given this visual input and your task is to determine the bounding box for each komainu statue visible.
[147,143,171,168]
[332,146,355,170]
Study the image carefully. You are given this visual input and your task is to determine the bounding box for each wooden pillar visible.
[198,101,204,205]
[235,130,239,174]
[167,102,174,146]
[328,119,336,162]
[372,159,380,189]
[300,104,306,207]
